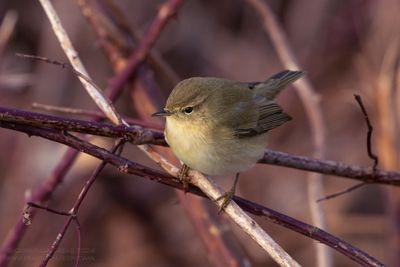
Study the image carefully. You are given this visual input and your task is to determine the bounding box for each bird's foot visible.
[215,173,240,214]
[178,164,190,191]
[215,189,235,214]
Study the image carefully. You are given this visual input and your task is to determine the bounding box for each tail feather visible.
[254,70,305,100]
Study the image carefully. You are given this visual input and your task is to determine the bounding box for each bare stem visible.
[38,0,122,125]
[354,94,379,172]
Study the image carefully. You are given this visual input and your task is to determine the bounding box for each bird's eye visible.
[183,106,193,114]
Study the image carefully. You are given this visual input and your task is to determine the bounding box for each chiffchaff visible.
[153,70,304,209]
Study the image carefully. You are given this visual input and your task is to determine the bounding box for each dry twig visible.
[317,94,378,202]
[39,0,122,125]
[354,94,379,172]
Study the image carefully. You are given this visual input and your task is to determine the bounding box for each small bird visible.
[153,70,304,210]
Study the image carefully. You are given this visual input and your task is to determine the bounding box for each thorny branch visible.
[0,120,385,267]
[0,107,166,145]
[1,107,399,186]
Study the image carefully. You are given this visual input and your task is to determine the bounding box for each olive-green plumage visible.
[154,70,304,175]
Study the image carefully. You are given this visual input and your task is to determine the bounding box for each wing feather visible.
[234,101,291,138]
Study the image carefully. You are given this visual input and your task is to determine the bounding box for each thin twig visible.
[73,218,81,267]
[354,94,379,172]
[245,1,330,266]
[317,183,366,202]
[26,202,70,217]
[0,121,385,267]
[37,139,124,267]
[38,0,122,125]
[31,102,162,130]
[25,202,82,267]
[32,102,102,116]
[317,94,378,202]
[18,53,126,125]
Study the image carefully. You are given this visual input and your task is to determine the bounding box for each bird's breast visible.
[165,117,210,162]
[165,117,266,175]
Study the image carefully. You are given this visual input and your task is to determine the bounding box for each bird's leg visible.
[216,173,240,213]
[178,163,190,191]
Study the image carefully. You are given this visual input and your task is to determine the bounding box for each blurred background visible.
[0,0,399,266]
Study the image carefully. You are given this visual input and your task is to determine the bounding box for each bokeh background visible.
[0,0,399,266]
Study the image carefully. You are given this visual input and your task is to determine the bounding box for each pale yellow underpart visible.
[165,116,267,176]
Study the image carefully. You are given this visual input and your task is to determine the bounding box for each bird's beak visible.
[152,110,171,117]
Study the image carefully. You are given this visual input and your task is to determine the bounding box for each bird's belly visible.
[165,119,266,175]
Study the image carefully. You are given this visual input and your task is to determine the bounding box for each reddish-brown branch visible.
[106,0,184,100]
[0,107,166,145]
[0,121,385,267]
[260,150,400,186]
[1,107,400,186]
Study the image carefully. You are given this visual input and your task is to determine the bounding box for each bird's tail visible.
[253,70,305,100]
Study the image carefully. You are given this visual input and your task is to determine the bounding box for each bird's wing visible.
[234,100,291,138]
[214,80,292,138]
